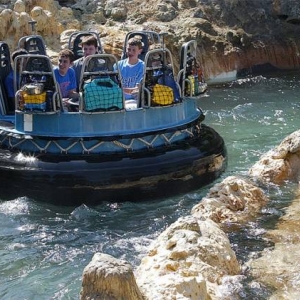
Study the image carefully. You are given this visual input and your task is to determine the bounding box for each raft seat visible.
[120,30,161,62]
[68,31,103,60]
[0,42,12,115]
[18,35,47,55]
[141,49,181,107]
[25,56,52,72]
[121,32,149,61]
[15,54,62,113]
[177,40,207,97]
[79,54,124,112]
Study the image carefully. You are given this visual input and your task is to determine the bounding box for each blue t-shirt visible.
[114,58,144,100]
[115,58,144,88]
[54,67,77,98]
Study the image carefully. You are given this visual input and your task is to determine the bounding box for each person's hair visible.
[127,36,144,49]
[58,49,75,62]
[79,35,98,48]
[12,48,28,61]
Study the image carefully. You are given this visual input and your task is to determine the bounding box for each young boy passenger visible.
[72,35,99,89]
[54,49,78,99]
[114,36,145,99]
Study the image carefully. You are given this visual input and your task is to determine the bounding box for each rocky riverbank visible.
[80,130,300,299]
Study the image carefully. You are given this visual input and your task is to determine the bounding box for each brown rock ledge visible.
[2,0,300,82]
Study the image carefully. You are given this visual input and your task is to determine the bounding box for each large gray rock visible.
[191,176,268,224]
[80,253,144,300]
[136,216,240,299]
[249,130,300,184]
[249,195,300,299]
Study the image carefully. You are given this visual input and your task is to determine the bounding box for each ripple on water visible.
[0,197,31,215]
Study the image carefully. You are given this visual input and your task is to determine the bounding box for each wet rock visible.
[249,130,300,184]
[80,252,144,300]
[191,176,268,224]
[136,216,240,299]
[79,130,300,298]
[249,195,300,299]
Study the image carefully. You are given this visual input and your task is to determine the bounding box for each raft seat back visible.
[179,40,196,96]
[25,56,52,72]
[16,54,61,112]
[68,31,103,60]
[142,48,181,107]
[0,42,12,114]
[22,56,55,91]
[121,31,161,61]
[0,42,12,79]
[18,35,47,55]
[79,54,124,112]
[178,40,206,96]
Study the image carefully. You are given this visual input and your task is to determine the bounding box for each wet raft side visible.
[0,124,226,204]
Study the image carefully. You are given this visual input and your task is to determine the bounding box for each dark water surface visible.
[1,71,300,299]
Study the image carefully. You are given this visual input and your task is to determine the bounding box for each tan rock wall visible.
[2,0,300,81]
[249,130,300,184]
[0,1,80,51]
[135,216,240,299]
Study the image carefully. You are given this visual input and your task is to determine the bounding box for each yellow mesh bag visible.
[23,92,46,104]
[152,84,174,106]
[22,91,46,110]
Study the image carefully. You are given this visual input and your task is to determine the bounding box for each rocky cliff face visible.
[1,0,300,81]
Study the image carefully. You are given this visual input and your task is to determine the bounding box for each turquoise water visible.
[1,71,300,299]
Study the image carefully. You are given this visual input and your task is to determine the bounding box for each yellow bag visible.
[152,84,174,106]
